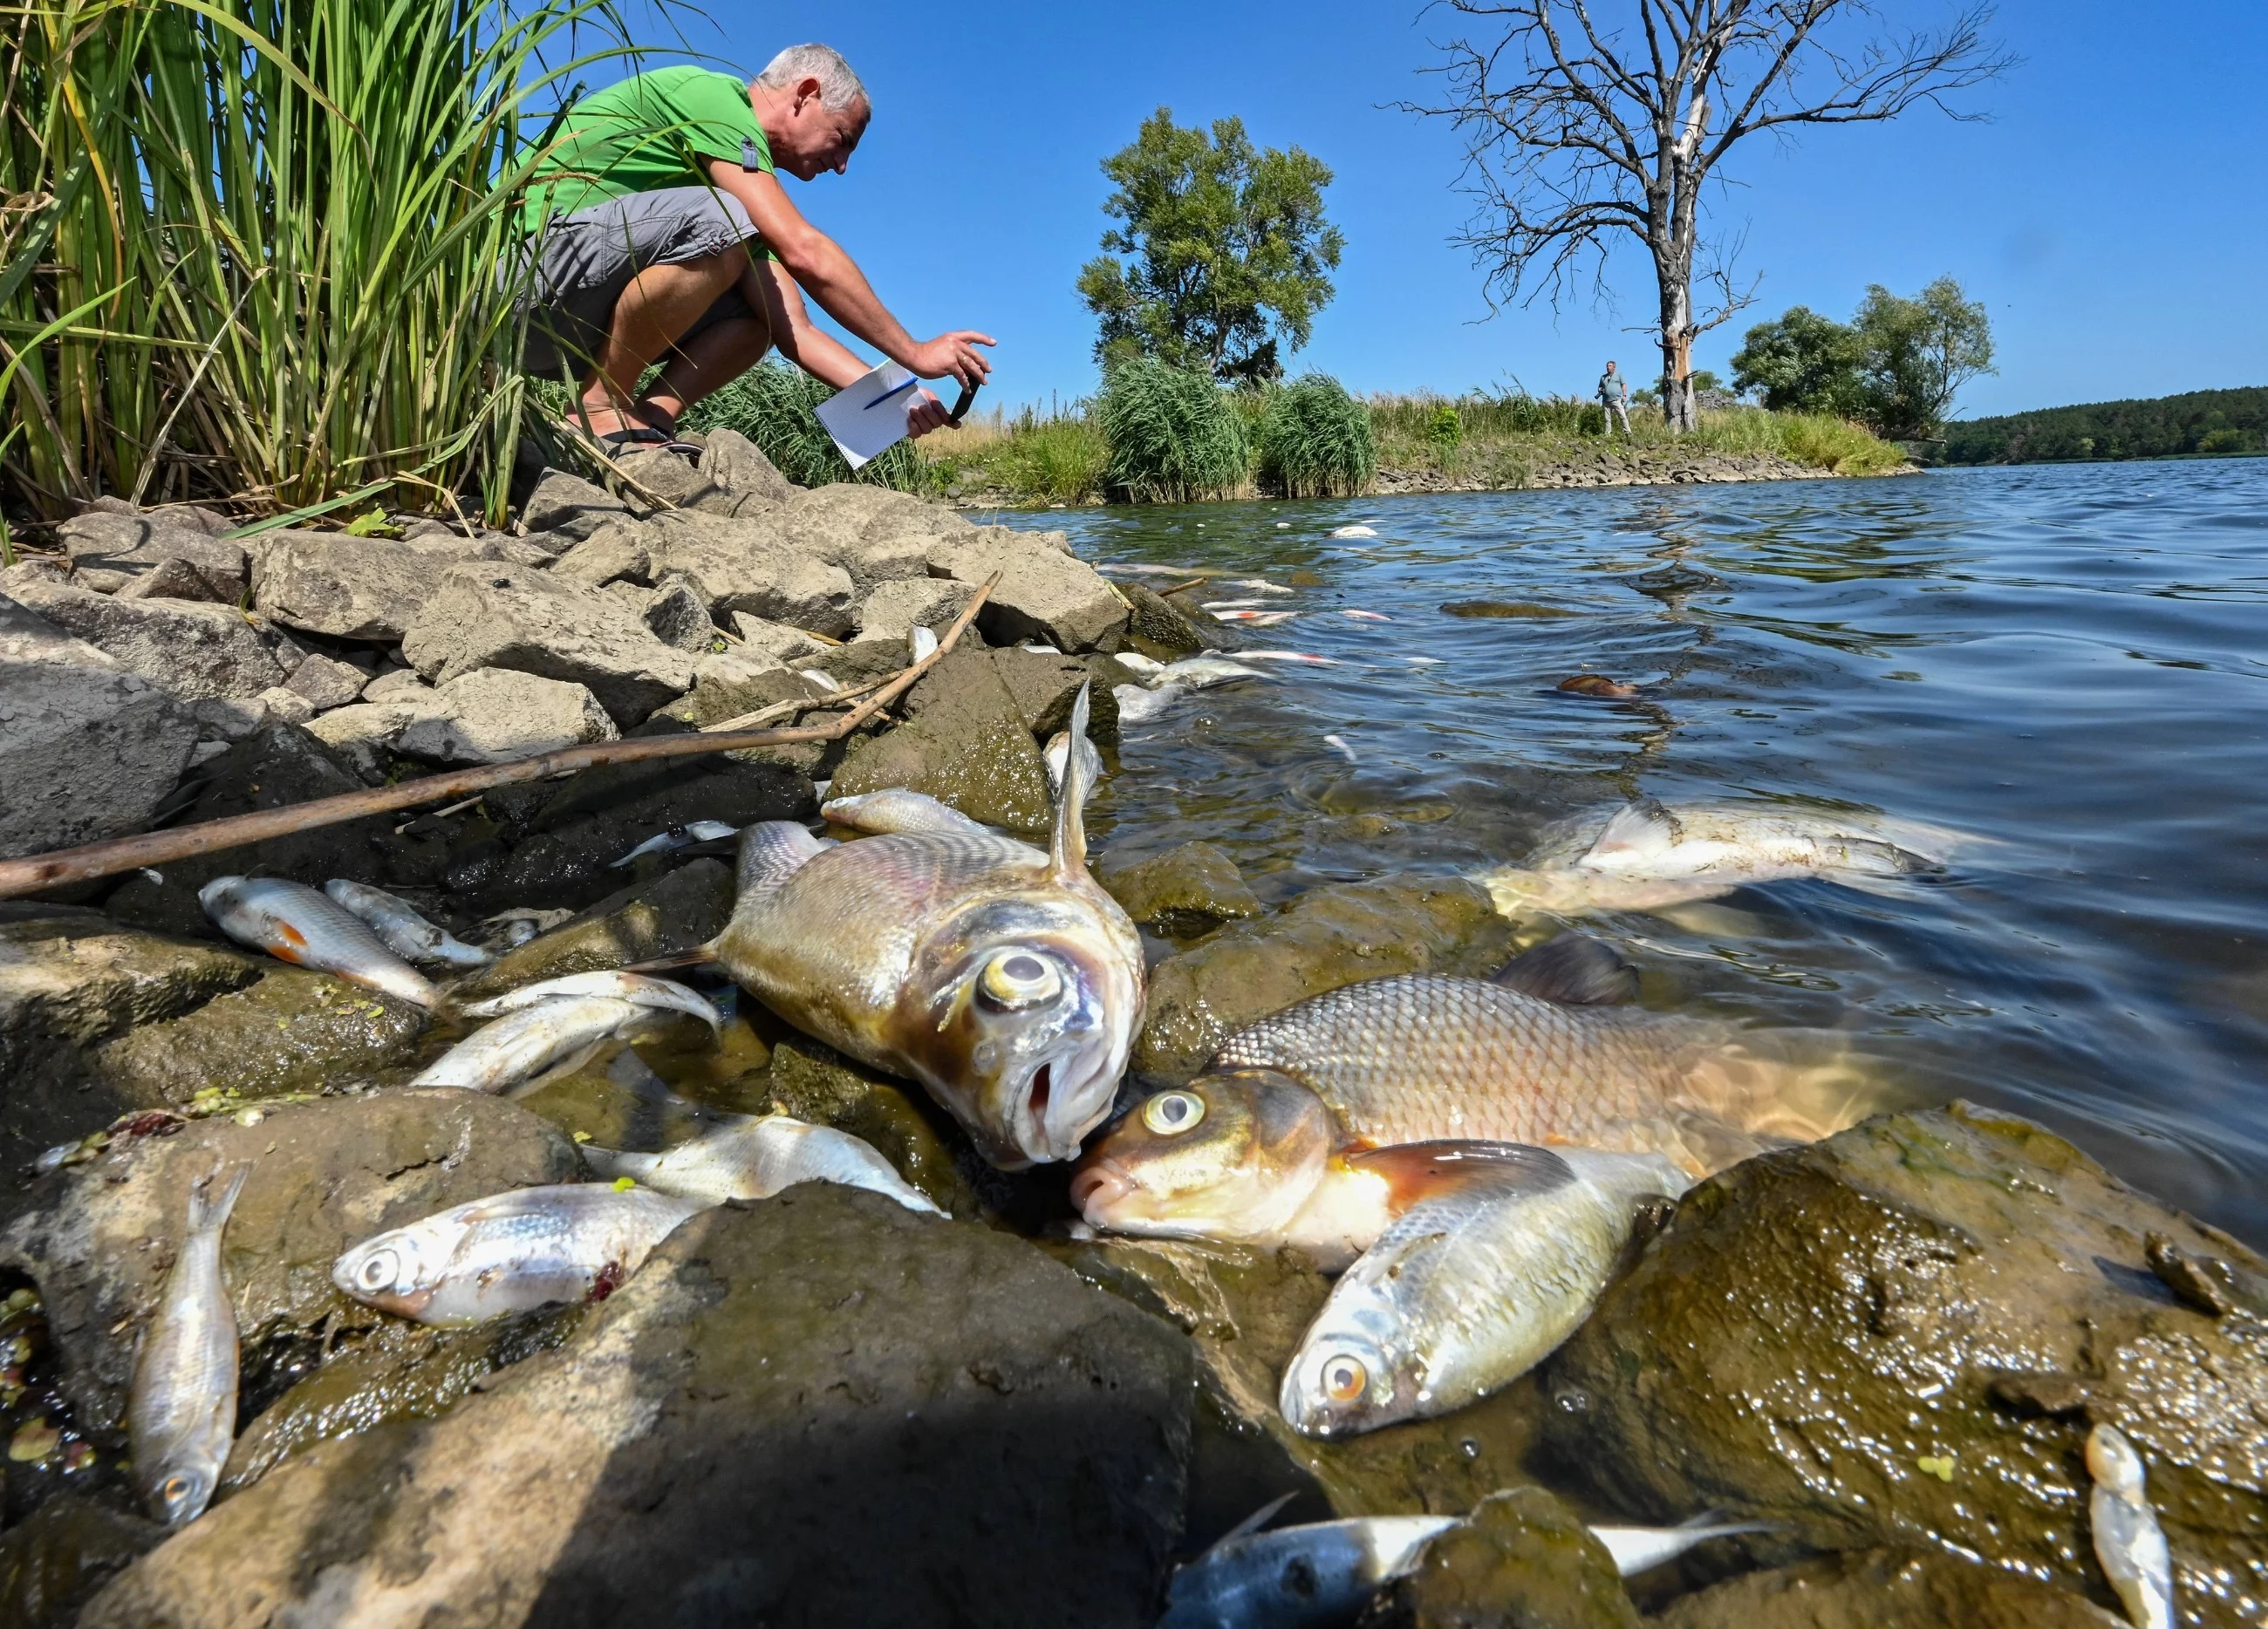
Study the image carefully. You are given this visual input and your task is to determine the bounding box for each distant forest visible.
[1941,385,2267,464]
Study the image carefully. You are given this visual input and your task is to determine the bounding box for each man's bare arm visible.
[743,259,960,438]
[707,159,990,391]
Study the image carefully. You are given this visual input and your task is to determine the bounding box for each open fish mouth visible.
[1002,1043,1119,1165]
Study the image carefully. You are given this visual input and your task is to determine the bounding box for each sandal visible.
[574,406,703,464]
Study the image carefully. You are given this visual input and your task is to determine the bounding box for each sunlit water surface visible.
[995,459,2268,1244]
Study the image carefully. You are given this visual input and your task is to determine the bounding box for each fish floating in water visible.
[609,821,739,869]
[129,1163,249,1528]
[582,1114,943,1215]
[1480,796,1971,916]
[1236,651,1340,667]
[199,876,437,1008]
[1341,610,1391,622]
[2088,1424,2176,1629]
[411,974,718,1094]
[322,879,494,969]
[1211,609,1301,625]
[713,685,1144,1169]
[332,1183,709,1326]
[1329,524,1379,539]
[1279,1144,1689,1435]
[1116,656,1267,725]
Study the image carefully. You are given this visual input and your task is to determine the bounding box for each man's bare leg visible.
[575,247,745,439]
[643,314,773,426]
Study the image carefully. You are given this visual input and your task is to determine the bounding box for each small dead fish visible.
[198,876,436,1008]
[909,624,939,661]
[1236,651,1340,666]
[2089,1424,2176,1629]
[1222,578,1296,596]
[1202,599,1273,612]
[409,996,674,1094]
[1044,730,1106,801]
[129,1163,249,1527]
[1341,610,1391,622]
[796,668,842,692]
[1403,656,1442,667]
[331,1183,708,1326]
[482,907,573,951]
[609,821,738,869]
[1329,524,1379,539]
[1592,1513,1776,1576]
[1556,673,1640,699]
[457,971,721,1030]
[1212,609,1300,625]
[824,788,988,836]
[1114,651,1167,678]
[323,879,493,969]
[1322,735,1358,765]
[582,1114,944,1215]
[1279,1147,1689,1435]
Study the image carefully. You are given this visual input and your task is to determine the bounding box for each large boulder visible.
[989,644,1121,743]
[1119,581,1213,658]
[400,560,696,726]
[929,526,1126,651]
[1650,1547,2125,1629]
[1098,841,1264,939]
[0,1090,579,1434]
[1360,1487,1641,1629]
[643,511,857,637]
[249,532,447,641]
[826,645,1056,832]
[520,468,633,542]
[1134,876,1517,1081]
[0,594,197,861]
[393,667,618,764]
[1545,1102,2268,1629]
[782,481,972,589]
[54,512,248,601]
[852,575,974,643]
[3,578,284,700]
[80,1186,1196,1628]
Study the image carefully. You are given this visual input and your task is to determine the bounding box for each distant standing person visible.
[514,44,992,455]
[1598,361,1631,436]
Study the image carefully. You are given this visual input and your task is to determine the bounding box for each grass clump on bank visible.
[1256,374,1375,497]
[676,362,932,493]
[1097,358,1251,502]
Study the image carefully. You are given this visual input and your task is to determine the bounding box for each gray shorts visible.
[516,186,766,378]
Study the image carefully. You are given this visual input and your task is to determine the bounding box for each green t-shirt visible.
[524,66,773,228]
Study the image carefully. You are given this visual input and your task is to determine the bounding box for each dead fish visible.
[823,788,990,837]
[322,879,494,969]
[796,668,842,692]
[1323,734,1358,764]
[1341,610,1391,623]
[1212,609,1300,625]
[1114,651,1168,678]
[608,821,738,869]
[408,995,673,1094]
[1222,578,1296,596]
[1329,524,1379,539]
[1556,673,1640,699]
[2088,1424,2176,1629]
[1279,1146,1690,1435]
[1482,796,1971,916]
[582,1114,944,1215]
[198,876,436,1008]
[712,685,1144,1169]
[482,907,574,951]
[331,1183,708,1326]
[909,624,939,661]
[1044,730,1106,801]
[1202,599,1274,612]
[1592,1513,1777,1576]
[1236,651,1341,666]
[129,1163,249,1528]
[457,971,721,1030]
[1116,656,1267,725]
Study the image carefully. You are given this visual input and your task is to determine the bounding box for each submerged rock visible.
[827,644,1055,833]
[1134,876,1516,1082]
[1649,1546,2126,1629]
[1546,1102,2268,1629]
[0,1091,578,1435]
[0,1493,162,1629]
[1098,841,1264,939]
[1360,1486,1640,1629]
[82,1187,1195,1628]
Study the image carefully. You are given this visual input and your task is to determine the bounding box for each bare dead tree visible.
[1410,2,2012,431]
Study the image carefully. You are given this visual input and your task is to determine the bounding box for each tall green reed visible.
[1254,372,1373,498]
[1096,358,1248,503]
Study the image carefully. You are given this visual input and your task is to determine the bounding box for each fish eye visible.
[1140,1091,1207,1136]
[979,951,1062,1009]
[1322,1353,1369,1405]
[355,1249,400,1292]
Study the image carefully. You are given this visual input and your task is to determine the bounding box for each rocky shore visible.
[0,440,2258,1627]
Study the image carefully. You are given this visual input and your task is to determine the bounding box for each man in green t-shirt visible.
[516,44,990,453]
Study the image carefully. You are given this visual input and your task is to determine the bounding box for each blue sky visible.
[613,1,2267,420]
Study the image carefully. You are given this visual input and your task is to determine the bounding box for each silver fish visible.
[129,1163,250,1528]
[331,1183,709,1326]
[1341,610,1391,623]
[2088,1424,2176,1629]
[582,1114,944,1215]
[408,996,671,1094]
[713,685,1144,1169]
[1044,729,1106,801]
[323,879,494,969]
[1328,524,1378,538]
[608,820,738,869]
[1590,1514,1777,1575]
[457,971,721,1030]
[1114,651,1168,678]
[1236,651,1340,667]
[1213,610,1300,625]
[1280,1147,1689,1436]
[198,876,436,1007]
[823,789,989,836]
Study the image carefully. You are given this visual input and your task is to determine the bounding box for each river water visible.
[1001,457,2268,1245]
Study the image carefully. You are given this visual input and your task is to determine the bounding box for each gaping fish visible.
[323,879,494,969]
[581,1114,944,1215]
[712,685,1143,1169]
[128,1163,249,1528]
[2088,1424,2176,1629]
[331,1183,709,1326]
[409,995,687,1094]
[199,876,437,1008]
[1479,797,1971,917]
[1278,1146,1689,1436]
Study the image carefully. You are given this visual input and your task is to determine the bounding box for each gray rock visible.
[393,668,618,764]
[520,467,632,541]
[249,531,445,641]
[782,481,970,589]
[112,553,233,603]
[81,1186,1192,1629]
[827,645,1055,833]
[5,578,285,700]
[642,573,718,651]
[990,644,1121,743]
[0,595,197,861]
[854,575,974,642]
[610,445,734,512]
[255,684,316,724]
[700,426,797,507]
[185,694,270,742]
[451,857,736,995]
[282,651,367,711]
[400,561,696,726]
[1119,581,1213,657]
[645,511,857,637]
[930,527,1127,651]
[259,621,309,675]
[728,612,830,663]
[550,519,651,588]
[55,512,248,602]
[305,690,453,777]
[691,648,786,691]
[361,665,429,702]
[0,556,72,596]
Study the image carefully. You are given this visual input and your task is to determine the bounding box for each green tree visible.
[1077,109,1343,385]
[1850,276,1996,438]
[1730,306,1868,416]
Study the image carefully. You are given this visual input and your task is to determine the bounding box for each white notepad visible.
[814,361,921,469]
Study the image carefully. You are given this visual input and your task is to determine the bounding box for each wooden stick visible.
[0,576,997,900]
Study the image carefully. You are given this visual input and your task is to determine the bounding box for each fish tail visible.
[622,946,719,975]
[188,1162,252,1237]
[1049,683,1095,881]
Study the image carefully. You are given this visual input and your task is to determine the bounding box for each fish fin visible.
[734,821,830,903]
[188,1161,252,1235]
[1049,683,1095,881]
[1586,797,1682,861]
[820,790,994,838]
[1201,1490,1301,1556]
[620,947,718,975]
[1491,933,1639,1005]
[1344,1141,1578,1209]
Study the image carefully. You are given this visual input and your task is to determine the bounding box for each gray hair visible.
[755,44,867,112]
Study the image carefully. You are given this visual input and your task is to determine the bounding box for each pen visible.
[864,375,920,410]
